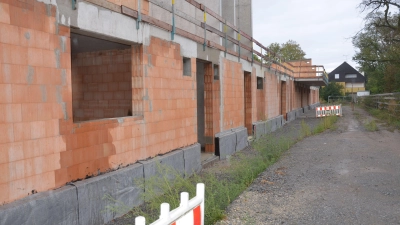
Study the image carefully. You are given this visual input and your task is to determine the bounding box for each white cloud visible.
[252,0,367,72]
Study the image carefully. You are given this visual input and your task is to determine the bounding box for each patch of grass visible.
[312,116,338,134]
[108,116,338,224]
[364,120,378,131]
[299,120,311,139]
[368,108,387,120]
[363,106,400,130]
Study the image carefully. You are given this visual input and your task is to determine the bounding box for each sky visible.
[252,0,367,72]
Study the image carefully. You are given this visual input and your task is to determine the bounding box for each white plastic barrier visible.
[316,104,342,117]
[135,183,205,225]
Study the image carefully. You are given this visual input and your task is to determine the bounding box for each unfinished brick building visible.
[0,0,326,224]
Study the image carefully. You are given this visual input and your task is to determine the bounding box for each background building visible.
[328,62,366,94]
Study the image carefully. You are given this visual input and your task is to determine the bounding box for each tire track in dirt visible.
[217,106,400,225]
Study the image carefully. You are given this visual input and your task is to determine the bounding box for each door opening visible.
[281,81,287,120]
[196,61,215,152]
[244,72,252,135]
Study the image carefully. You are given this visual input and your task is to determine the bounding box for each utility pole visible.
[351,79,354,111]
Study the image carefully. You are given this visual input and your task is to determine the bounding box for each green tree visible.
[319,82,344,102]
[266,40,306,61]
[268,42,281,56]
[353,0,400,93]
[253,54,262,63]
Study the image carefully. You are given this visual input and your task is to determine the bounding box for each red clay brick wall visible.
[143,37,197,156]
[204,63,220,152]
[265,70,280,119]
[310,89,319,105]
[281,81,287,118]
[0,0,196,203]
[212,76,220,146]
[294,84,302,109]
[256,82,265,121]
[222,59,245,130]
[0,0,70,203]
[302,87,309,107]
[58,37,198,185]
[244,72,252,134]
[254,69,265,122]
[71,49,132,122]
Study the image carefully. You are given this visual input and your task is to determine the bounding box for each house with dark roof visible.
[328,62,366,94]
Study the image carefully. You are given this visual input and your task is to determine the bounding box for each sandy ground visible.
[216,106,400,225]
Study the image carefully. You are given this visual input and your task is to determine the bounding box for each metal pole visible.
[237,1,240,62]
[224,20,227,57]
[171,0,175,40]
[351,80,354,111]
[137,0,142,30]
[238,32,241,62]
[251,39,254,66]
[203,8,207,51]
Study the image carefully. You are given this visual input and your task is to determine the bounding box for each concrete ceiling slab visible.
[71,33,131,53]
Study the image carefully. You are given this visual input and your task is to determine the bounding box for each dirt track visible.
[217,106,400,225]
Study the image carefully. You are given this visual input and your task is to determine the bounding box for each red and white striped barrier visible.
[135,183,205,225]
[316,104,342,117]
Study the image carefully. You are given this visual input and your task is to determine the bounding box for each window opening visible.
[257,77,263,89]
[213,64,219,80]
[71,33,133,122]
[345,74,357,79]
[183,57,191,76]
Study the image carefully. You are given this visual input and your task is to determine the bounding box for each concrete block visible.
[253,121,265,139]
[0,186,78,225]
[182,143,202,176]
[139,150,185,191]
[310,103,320,109]
[75,163,144,225]
[267,118,277,133]
[275,116,283,129]
[286,111,296,122]
[233,127,248,151]
[294,108,303,119]
[215,130,236,159]
[254,116,283,139]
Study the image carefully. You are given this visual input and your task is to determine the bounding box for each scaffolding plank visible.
[121,5,138,18]
[84,0,121,13]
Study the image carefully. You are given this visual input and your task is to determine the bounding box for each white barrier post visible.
[197,183,205,225]
[135,183,205,225]
[135,216,146,225]
[160,203,170,221]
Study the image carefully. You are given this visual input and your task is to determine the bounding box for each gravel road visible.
[216,106,400,225]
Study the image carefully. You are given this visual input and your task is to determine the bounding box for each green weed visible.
[364,120,378,131]
[299,120,311,139]
[312,116,338,134]
[108,116,338,224]
[363,105,400,130]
